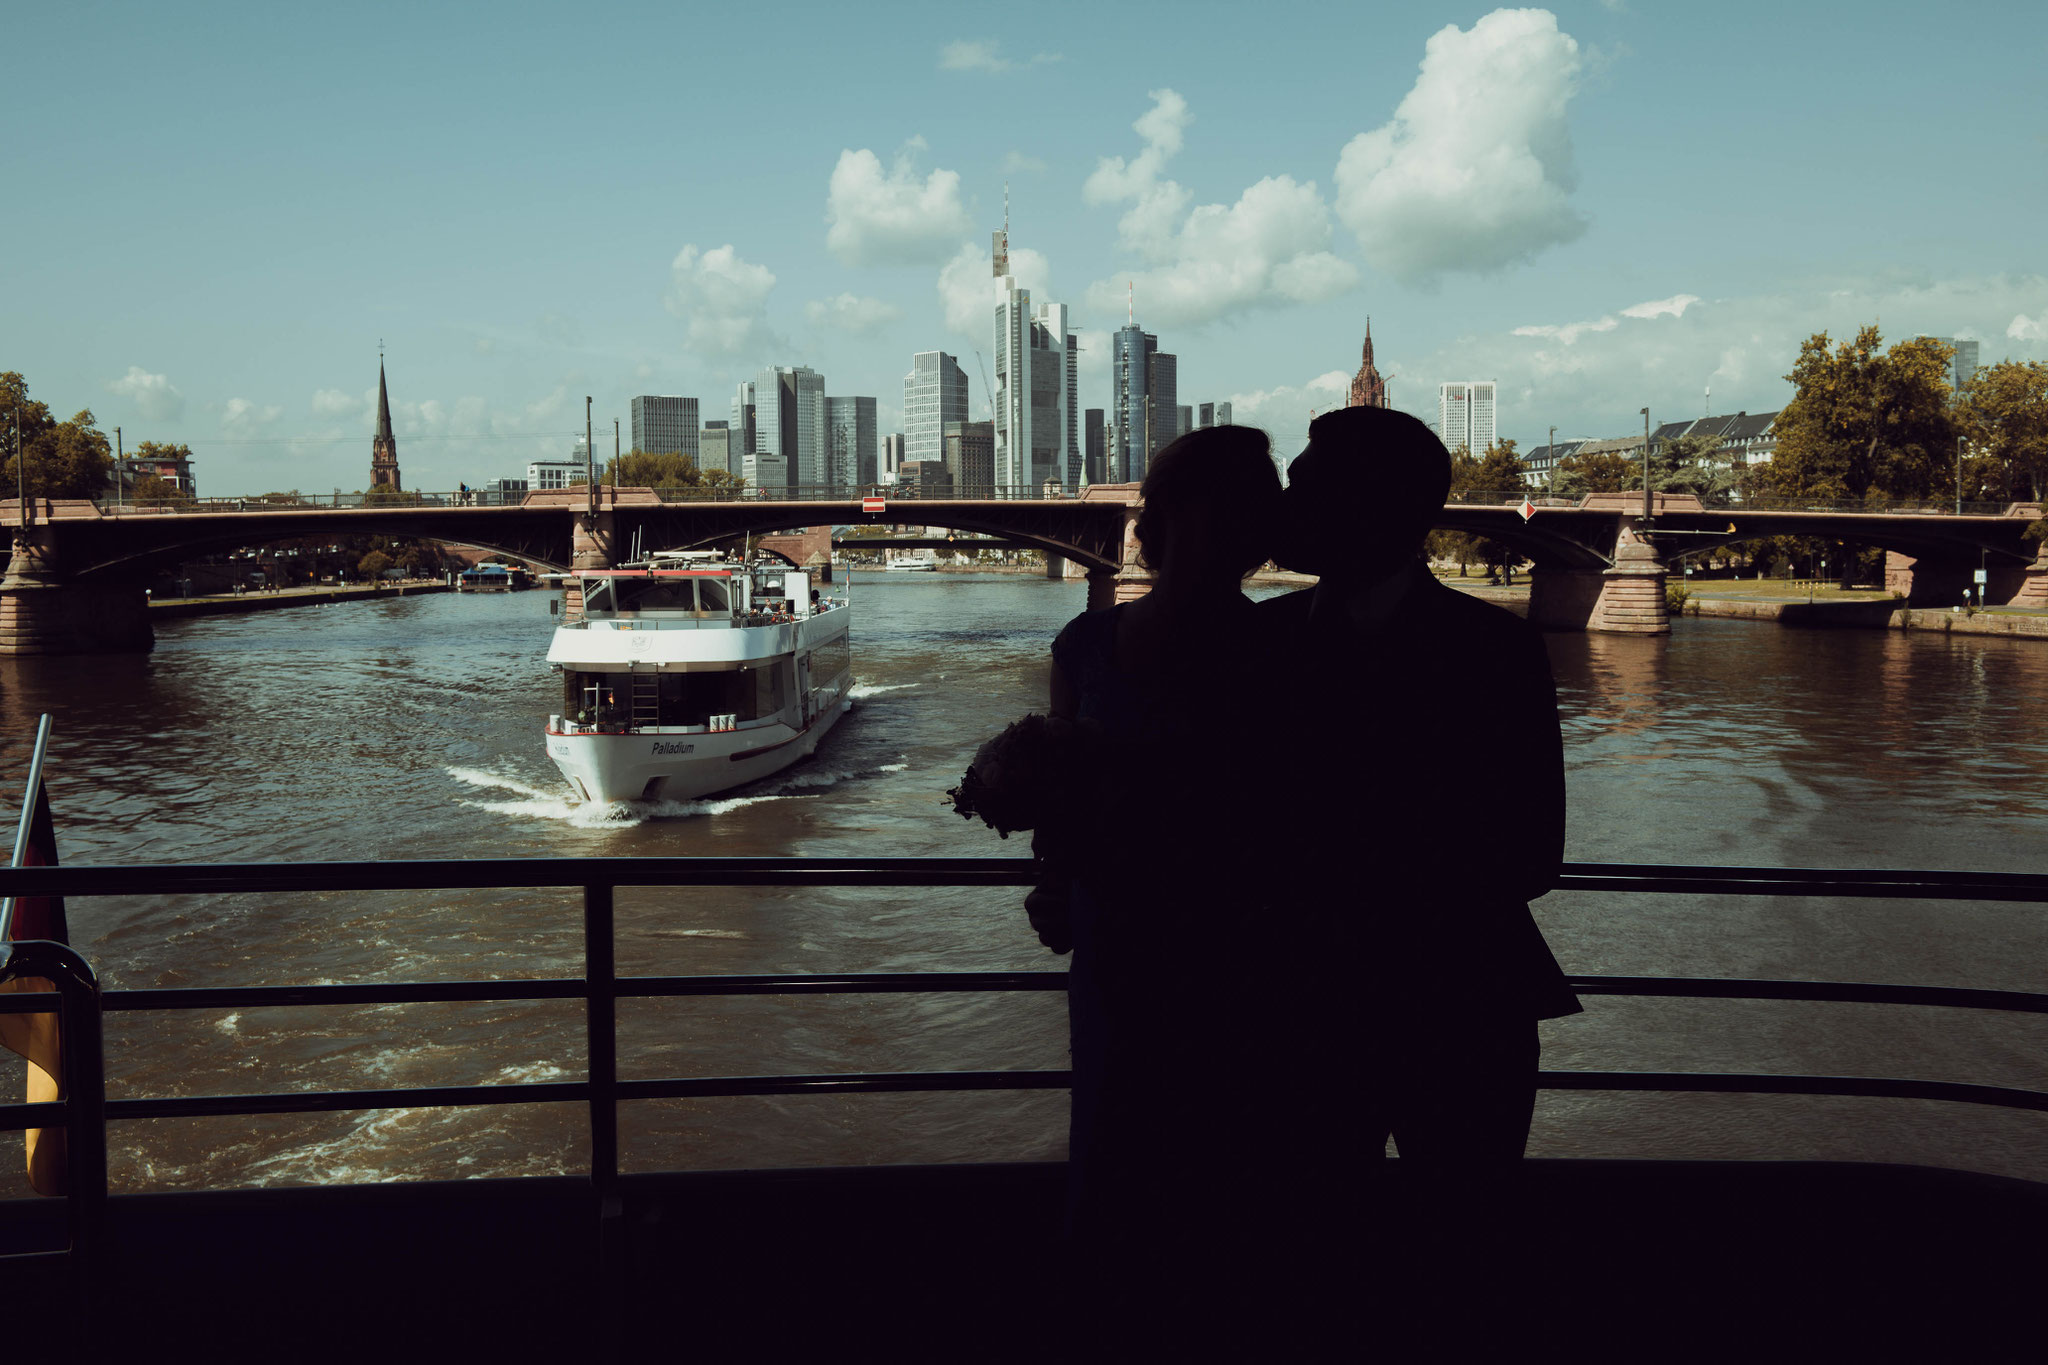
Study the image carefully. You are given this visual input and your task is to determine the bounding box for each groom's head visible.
[1278,406,1450,581]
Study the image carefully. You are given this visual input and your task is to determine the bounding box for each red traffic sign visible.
[1518,498,1537,521]
[862,496,886,514]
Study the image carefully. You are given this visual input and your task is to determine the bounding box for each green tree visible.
[357,550,394,578]
[1955,360,2048,501]
[1759,327,1957,502]
[603,449,746,494]
[0,372,116,499]
[128,473,192,507]
[362,486,423,506]
[1444,440,1528,582]
[1550,448,1635,497]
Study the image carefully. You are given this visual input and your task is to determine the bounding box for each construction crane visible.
[973,350,994,421]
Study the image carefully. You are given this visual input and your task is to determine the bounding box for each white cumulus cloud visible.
[665,244,777,356]
[938,40,1059,73]
[220,398,282,431]
[311,388,362,418]
[2010,314,2046,341]
[106,367,184,420]
[1334,8,1587,282]
[1083,91,1357,328]
[806,293,903,335]
[1513,315,1618,344]
[1221,371,1353,468]
[1622,293,1701,320]
[825,147,973,266]
[938,241,1052,339]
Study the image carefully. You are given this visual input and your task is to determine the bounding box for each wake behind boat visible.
[544,550,852,803]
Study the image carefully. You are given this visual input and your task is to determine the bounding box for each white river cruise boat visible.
[544,551,852,803]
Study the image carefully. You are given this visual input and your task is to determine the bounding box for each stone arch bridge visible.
[3,486,2042,652]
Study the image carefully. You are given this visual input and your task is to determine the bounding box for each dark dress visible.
[1047,601,1296,1325]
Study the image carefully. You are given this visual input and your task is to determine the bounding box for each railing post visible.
[583,880,621,1342]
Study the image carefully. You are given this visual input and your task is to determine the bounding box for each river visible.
[0,574,2044,1196]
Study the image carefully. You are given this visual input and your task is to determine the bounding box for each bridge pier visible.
[566,511,617,621]
[1111,504,1155,605]
[1,533,154,655]
[1527,522,1668,635]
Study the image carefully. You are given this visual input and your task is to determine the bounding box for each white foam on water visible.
[879,762,909,772]
[848,683,918,699]
[447,766,803,828]
[216,1012,240,1035]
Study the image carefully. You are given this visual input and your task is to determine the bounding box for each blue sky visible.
[6,0,2046,494]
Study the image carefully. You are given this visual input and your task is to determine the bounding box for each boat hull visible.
[546,683,850,804]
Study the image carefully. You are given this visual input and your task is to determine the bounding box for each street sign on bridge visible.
[862,497,886,515]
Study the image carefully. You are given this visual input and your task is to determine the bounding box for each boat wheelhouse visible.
[457,562,531,592]
[543,551,851,803]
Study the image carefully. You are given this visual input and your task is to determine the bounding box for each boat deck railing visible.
[3,855,2047,1317]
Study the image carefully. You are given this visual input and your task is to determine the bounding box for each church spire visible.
[1349,317,1388,409]
[371,352,402,491]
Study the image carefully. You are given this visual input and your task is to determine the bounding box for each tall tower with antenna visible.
[371,345,402,491]
[990,193,1077,489]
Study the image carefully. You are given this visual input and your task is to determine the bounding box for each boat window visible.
[808,634,850,684]
[617,579,695,612]
[745,659,788,719]
[656,670,747,725]
[563,671,625,726]
[696,578,731,615]
[580,578,614,614]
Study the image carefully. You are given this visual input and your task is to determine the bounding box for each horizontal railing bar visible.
[80,973,2048,1018]
[7,858,2048,900]
[617,1070,1074,1100]
[1568,976,2048,1013]
[105,980,590,1012]
[616,971,1071,998]
[1541,1071,2048,1112]
[107,1080,590,1121]
[0,1065,2042,1134]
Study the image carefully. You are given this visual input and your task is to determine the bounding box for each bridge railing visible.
[1450,490,2033,517]
[88,486,1097,515]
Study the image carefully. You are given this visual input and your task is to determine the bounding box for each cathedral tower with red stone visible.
[1348,319,1388,409]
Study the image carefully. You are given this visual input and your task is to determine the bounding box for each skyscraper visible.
[1084,409,1105,485]
[881,433,906,481]
[1438,381,1498,455]
[730,382,757,461]
[903,352,969,472]
[944,419,995,491]
[1111,322,1177,482]
[1214,401,1232,426]
[630,395,699,459]
[1925,336,1983,391]
[825,396,877,490]
[991,214,1078,491]
[751,365,826,491]
[700,421,735,477]
[1177,405,1193,438]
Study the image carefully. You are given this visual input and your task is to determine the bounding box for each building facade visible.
[903,352,969,473]
[1084,409,1105,485]
[825,395,878,489]
[528,460,585,490]
[943,419,995,492]
[992,247,1078,492]
[700,423,735,478]
[730,382,757,464]
[1924,336,1983,391]
[1176,405,1193,438]
[371,360,401,490]
[750,366,825,492]
[1111,325,1178,482]
[897,459,952,497]
[880,433,906,483]
[629,395,699,459]
[1438,381,1497,455]
[741,452,787,494]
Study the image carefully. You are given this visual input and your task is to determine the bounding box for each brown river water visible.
[0,572,2045,1197]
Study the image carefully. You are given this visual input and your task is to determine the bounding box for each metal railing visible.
[81,486,1100,515]
[1451,490,2037,517]
[4,854,2048,1316]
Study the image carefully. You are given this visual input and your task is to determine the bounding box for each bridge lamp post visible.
[1640,408,1653,525]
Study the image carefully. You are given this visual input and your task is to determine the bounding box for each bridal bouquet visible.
[947,713,1108,840]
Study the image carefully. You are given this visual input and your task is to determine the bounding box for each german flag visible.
[1,720,67,1196]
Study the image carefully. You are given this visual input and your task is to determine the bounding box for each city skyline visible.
[7,3,2046,495]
